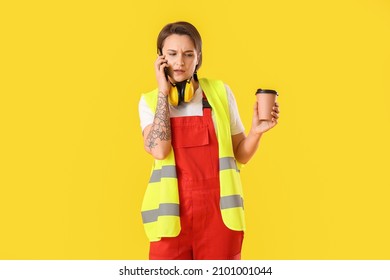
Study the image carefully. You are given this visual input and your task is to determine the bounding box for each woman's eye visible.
[185,53,194,57]
[168,53,176,56]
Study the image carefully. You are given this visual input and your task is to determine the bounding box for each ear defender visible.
[168,78,195,106]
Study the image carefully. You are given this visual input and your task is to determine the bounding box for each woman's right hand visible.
[155,55,171,95]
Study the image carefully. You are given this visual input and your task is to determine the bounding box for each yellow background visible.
[1,0,389,259]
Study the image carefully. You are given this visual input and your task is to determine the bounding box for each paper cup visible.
[256,89,278,121]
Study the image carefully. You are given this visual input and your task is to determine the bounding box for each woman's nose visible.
[175,55,184,66]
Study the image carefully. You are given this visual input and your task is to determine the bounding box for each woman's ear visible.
[196,52,201,70]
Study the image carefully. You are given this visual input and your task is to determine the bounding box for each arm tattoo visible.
[146,92,171,150]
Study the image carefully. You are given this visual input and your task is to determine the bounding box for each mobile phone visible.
[158,48,169,81]
[164,66,169,81]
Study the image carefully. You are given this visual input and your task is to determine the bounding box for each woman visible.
[138,21,279,260]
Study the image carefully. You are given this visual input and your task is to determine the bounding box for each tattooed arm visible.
[142,53,172,159]
[143,91,172,160]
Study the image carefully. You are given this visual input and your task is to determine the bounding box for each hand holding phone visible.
[155,51,171,95]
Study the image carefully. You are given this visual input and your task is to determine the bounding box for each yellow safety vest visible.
[141,78,245,241]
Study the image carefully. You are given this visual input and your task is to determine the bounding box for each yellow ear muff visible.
[168,78,195,106]
[183,79,194,103]
[168,87,179,106]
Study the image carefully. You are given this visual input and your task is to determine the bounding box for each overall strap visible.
[202,91,212,117]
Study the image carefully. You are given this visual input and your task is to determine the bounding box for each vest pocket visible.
[172,124,209,148]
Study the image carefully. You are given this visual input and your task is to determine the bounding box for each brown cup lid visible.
[256,89,278,95]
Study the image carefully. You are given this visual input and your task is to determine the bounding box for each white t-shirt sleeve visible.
[225,84,245,135]
[138,95,154,132]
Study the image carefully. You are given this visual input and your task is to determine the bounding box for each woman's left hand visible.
[251,102,280,135]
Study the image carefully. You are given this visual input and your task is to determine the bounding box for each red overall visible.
[149,95,244,260]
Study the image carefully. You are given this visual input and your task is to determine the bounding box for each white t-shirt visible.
[138,84,245,135]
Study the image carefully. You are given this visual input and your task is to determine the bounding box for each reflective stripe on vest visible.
[141,203,180,223]
[220,195,244,209]
[141,78,246,242]
[149,165,177,183]
[220,157,240,172]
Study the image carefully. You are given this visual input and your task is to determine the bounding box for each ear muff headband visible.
[168,78,194,106]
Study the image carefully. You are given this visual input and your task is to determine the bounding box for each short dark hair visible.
[157,21,202,71]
